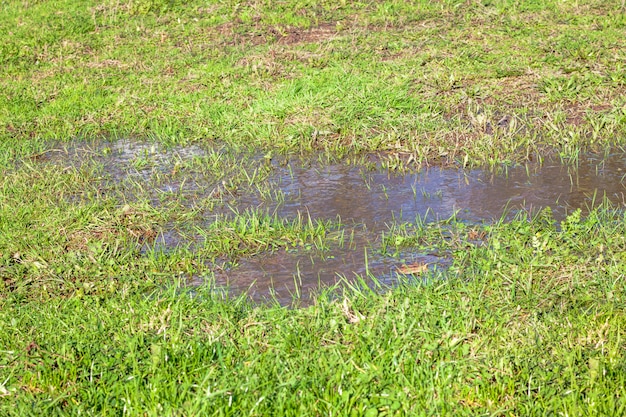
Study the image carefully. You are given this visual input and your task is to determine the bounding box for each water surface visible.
[40,140,626,303]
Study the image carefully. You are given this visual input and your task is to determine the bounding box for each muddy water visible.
[205,154,626,303]
[265,158,626,226]
[37,140,211,200]
[39,141,626,304]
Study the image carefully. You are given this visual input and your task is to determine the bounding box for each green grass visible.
[2,0,626,165]
[2,0,626,415]
[196,208,338,259]
[2,207,626,415]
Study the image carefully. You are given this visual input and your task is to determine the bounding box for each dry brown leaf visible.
[468,229,486,240]
[397,262,428,275]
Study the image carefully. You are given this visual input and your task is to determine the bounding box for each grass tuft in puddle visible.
[196,208,339,260]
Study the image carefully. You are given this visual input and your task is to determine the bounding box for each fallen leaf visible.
[468,229,486,240]
[397,262,428,275]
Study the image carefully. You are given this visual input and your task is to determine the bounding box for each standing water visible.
[204,153,626,303]
[39,141,626,303]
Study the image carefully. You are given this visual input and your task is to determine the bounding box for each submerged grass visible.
[2,206,626,414]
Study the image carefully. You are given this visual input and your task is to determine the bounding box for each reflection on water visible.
[201,152,626,304]
[205,248,449,305]
[266,155,626,227]
[40,140,626,304]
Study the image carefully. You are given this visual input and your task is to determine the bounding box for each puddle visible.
[36,139,237,207]
[262,156,626,227]
[203,247,449,305]
[38,140,626,304]
[201,155,626,304]
[39,139,207,183]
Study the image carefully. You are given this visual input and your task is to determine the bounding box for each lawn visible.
[1,0,626,415]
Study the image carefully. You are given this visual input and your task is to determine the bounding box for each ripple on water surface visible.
[202,153,626,303]
[40,140,626,304]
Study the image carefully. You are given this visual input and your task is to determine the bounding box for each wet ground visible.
[261,156,626,225]
[40,140,626,303]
